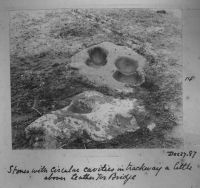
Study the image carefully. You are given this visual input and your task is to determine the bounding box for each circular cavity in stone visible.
[70,42,147,92]
[115,56,139,75]
[113,71,144,86]
[68,99,93,114]
[85,46,108,67]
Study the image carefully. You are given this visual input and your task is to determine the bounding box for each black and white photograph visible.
[10,8,183,149]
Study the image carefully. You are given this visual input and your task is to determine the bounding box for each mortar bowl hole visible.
[68,99,93,114]
[115,57,139,75]
[86,47,108,67]
[113,71,143,86]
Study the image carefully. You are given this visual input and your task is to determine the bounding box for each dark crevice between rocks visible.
[70,75,136,99]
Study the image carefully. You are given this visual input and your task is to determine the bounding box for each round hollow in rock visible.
[113,71,143,86]
[86,47,108,67]
[68,100,93,114]
[115,57,139,75]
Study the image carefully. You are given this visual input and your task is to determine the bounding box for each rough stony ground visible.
[10,9,183,149]
[25,91,142,149]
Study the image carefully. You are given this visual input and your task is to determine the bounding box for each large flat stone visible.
[69,42,147,93]
[25,91,145,149]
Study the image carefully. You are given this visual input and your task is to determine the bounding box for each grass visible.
[10,9,183,149]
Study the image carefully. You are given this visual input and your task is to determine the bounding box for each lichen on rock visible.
[25,91,145,148]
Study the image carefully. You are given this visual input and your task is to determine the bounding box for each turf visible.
[10,9,183,149]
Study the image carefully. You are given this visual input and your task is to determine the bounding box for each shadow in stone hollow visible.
[85,46,108,67]
[68,100,93,114]
[115,56,139,75]
[113,71,144,86]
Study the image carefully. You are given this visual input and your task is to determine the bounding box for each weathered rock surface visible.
[69,42,147,93]
[25,91,145,148]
